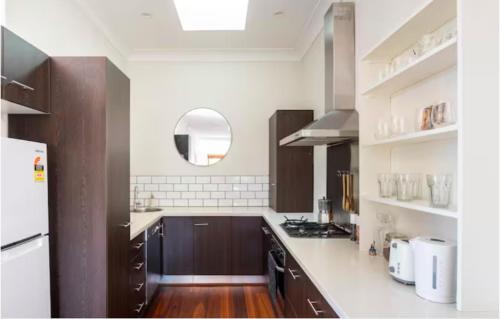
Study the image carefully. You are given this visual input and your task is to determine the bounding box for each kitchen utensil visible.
[383,232,408,261]
[388,239,415,285]
[378,173,394,198]
[411,237,457,303]
[318,197,333,224]
[426,175,453,208]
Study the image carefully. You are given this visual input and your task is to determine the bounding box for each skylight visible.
[173,0,249,31]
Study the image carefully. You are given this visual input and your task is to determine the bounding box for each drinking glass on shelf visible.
[419,33,436,54]
[377,174,394,198]
[427,174,453,208]
[410,174,422,199]
[391,115,407,136]
[395,174,416,202]
[375,118,391,140]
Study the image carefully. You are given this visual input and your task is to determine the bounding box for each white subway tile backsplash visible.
[196,192,210,199]
[203,199,218,207]
[181,176,196,184]
[159,184,174,191]
[248,184,262,191]
[196,176,211,184]
[144,184,159,191]
[174,199,188,207]
[241,176,255,184]
[211,176,225,184]
[218,184,232,191]
[241,192,255,199]
[166,192,181,199]
[181,192,196,199]
[152,176,167,184]
[166,176,181,184]
[211,192,225,199]
[174,184,189,192]
[137,176,151,184]
[226,176,240,184]
[233,184,248,191]
[203,184,218,192]
[218,200,233,207]
[189,184,203,192]
[131,175,268,207]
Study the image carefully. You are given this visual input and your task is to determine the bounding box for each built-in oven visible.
[263,226,286,315]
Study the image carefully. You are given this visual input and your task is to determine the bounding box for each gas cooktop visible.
[280,216,350,238]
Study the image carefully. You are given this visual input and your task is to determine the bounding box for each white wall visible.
[130,61,305,176]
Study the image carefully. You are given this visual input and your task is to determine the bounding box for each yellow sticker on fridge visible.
[34,156,45,182]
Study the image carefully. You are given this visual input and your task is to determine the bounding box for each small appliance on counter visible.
[317,197,333,224]
[388,239,415,285]
[411,237,457,304]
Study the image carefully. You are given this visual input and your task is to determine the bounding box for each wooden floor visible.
[145,285,276,318]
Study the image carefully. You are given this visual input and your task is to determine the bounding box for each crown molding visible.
[128,48,301,62]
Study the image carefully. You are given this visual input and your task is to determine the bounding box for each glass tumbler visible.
[427,174,453,208]
[377,174,394,198]
[395,174,415,201]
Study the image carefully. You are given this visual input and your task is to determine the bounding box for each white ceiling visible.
[76,0,334,61]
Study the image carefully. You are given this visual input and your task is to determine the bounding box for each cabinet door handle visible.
[159,223,164,237]
[194,223,208,226]
[307,299,324,316]
[288,268,301,280]
[120,222,131,228]
[10,80,35,91]
[1,75,7,80]
[134,302,145,313]
[133,262,144,270]
[132,242,144,250]
[134,282,144,292]
[261,227,271,235]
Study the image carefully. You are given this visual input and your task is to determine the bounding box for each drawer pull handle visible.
[288,268,301,280]
[194,223,208,226]
[120,222,131,228]
[307,299,324,316]
[134,302,145,313]
[159,224,164,237]
[134,282,144,292]
[133,262,144,270]
[10,80,35,91]
[132,242,144,250]
[261,227,271,235]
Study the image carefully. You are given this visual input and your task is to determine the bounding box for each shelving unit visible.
[365,125,458,147]
[362,0,457,62]
[362,195,457,219]
[362,39,457,96]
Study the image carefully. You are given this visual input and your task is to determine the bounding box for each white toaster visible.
[410,237,457,303]
[388,239,415,284]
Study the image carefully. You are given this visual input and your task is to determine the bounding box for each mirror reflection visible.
[174,108,232,166]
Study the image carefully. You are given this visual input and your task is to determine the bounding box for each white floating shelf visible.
[362,195,458,219]
[365,125,458,147]
[362,39,457,97]
[362,0,457,62]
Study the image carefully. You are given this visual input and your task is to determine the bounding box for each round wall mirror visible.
[174,108,232,166]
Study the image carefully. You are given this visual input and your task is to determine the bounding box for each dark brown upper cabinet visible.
[9,57,130,318]
[269,110,314,212]
[1,27,50,113]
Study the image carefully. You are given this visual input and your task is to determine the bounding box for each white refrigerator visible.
[1,137,51,318]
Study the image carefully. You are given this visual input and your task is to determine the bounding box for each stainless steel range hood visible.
[280,3,357,147]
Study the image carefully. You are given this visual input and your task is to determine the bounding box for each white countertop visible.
[130,208,494,318]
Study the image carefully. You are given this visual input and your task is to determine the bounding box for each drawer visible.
[129,252,146,317]
[130,232,146,262]
[129,287,146,317]
[304,279,338,318]
[284,254,306,317]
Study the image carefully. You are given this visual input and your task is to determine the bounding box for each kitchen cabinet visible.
[146,220,162,304]
[1,27,50,113]
[231,217,264,275]
[193,217,232,275]
[269,110,314,212]
[284,253,307,317]
[9,57,130,317]
[162,217,194,275]
[129,232,147,317]
[303,279,338,318]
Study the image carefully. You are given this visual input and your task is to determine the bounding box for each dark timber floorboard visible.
[145,285,276,318]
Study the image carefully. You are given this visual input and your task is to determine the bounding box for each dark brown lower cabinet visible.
[162,216,264,276]
[129,232,147,317]
[284,253,307,317]
[303,280,338,318]
[9,57,130,318]
[163,217,194,275]
[231,217,264,275]
[193,217,232,275]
